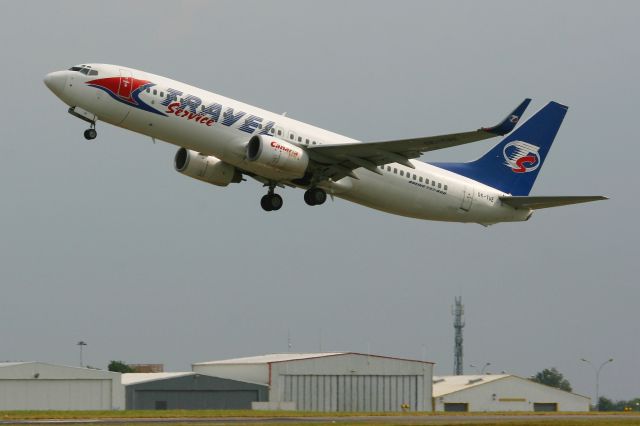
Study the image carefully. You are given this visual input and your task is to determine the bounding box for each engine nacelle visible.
[246,135,309,179]
[174,148,242,187]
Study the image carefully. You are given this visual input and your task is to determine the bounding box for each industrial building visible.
[433,374,590,412]
[0,362,124,410]
[122,372,268,410]
[193,353,434,412]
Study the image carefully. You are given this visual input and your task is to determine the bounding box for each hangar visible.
[433,375,590,412]
[122,372,268,410]
[0,362,124,410]
[193,353,434,412]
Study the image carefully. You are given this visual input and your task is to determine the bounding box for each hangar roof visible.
[433,375,509,397]
[194,353,345,365]
[194,352,433,366]
[122,372,194,385]
[0,362,30,368]
[433,375,590,400]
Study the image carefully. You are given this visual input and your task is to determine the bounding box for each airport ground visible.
[1,411,640,426]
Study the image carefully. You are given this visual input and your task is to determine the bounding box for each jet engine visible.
[174,148,242,187]
[246,135,310,179]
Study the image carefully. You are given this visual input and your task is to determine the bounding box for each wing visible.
[500,195,608,210]
[307,99,531,180]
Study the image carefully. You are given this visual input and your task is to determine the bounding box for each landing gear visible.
[260,183,283,211]
[304,188,327,206]
[83,128,97,140]
[68,107,98,140]
[260,194,283,211]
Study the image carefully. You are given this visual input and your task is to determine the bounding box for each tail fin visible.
[432,102,568,195]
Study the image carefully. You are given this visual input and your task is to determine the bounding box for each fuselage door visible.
[118,69,133,99]
[460,185,474,211]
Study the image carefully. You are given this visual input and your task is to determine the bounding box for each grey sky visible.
[0,0,637,401]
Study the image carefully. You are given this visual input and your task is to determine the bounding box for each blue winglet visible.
[481,98,532,135]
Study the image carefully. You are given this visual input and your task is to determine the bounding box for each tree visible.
[530,367,572,392]
[108,360,135,373]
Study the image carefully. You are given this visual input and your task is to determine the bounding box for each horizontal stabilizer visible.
[500,195,608,210]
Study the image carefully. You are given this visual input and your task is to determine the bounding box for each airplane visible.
[44,64,606,225]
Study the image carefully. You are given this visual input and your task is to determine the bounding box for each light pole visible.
[580,357,614,410]
[77,341,87,367]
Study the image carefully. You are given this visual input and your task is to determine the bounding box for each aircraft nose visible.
[44,71,67,97]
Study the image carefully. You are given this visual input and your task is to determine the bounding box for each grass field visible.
[1,410,640,426]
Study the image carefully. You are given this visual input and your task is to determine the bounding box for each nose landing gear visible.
[83,127,97,140]
[68,107,98,140]
[304,188,327,206]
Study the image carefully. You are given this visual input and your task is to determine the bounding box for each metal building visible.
[433,375,590,412]
[193,353,434,412]
[122,372,268,410]
[0,362,124,410]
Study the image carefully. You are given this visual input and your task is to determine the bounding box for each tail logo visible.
[503,140,541,173]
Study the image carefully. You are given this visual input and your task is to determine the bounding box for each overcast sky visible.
[0,0,637,401]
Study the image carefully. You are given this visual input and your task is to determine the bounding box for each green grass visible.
[2,410,640,425]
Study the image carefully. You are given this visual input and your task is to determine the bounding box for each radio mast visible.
[452,296,465,375]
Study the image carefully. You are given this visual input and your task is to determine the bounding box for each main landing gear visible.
[304,188,327,206]
[260,184,283,211]
[259,185,327,212]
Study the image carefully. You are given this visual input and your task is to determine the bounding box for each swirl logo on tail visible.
[503,140,541,173]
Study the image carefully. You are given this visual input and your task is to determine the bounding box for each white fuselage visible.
[46,64,531,225]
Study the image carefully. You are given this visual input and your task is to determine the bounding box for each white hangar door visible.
[0,379,110,410]
[283,375,419,412]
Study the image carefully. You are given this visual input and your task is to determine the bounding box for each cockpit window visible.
[68,65,98,76]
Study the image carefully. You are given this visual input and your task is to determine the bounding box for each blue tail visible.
[432,101,568,196]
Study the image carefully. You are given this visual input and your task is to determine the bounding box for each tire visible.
[84,129,97,140]
[304,190,315,206]
[311,188,327,205]
[270,194,283,210]
[260,195,273,211]
[305,188,326,206]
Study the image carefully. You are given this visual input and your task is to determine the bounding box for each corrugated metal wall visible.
[283,375,419,412]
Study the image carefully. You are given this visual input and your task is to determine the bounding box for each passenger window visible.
[413,174,417,180]
[400,170,404,176]
[298,136,302,142]
[394,168,397,174]
[160,92,164,97]
[146,88,150,93]
[432,181,436,186]
[419,177,423,182]
[312,141,316,145]
[306,138,309,144]
[153,89,157,95]
[290,134,294,140]
[438,183,442,188]
[387,166,391,171]
[258,124,263,129]
[444,185,448,190]
[277,130,282,136]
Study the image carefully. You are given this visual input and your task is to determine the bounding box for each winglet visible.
[481,98,532,135]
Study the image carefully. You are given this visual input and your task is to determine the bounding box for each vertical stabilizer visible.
[433,102,568,195]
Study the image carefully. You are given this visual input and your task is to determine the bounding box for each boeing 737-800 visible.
[44,64,605,225]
